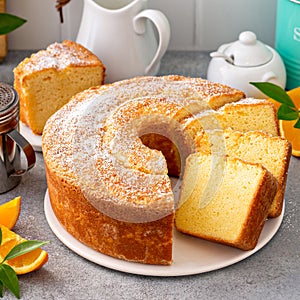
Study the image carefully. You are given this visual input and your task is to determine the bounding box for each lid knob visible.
[239,31,257,45]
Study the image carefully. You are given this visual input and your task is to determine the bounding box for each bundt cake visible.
[42,75,285,265]
[14,40,106,135]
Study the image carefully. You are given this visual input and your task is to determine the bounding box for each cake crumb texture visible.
[175,154,278,250]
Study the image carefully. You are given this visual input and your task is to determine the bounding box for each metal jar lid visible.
[0,82,19,134]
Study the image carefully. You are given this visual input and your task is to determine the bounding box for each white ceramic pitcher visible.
[76,0,171,83]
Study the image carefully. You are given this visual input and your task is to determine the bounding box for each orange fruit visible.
[268,87,300,157]
[287,87,300,107]
[279,119,300,157]
[0,225,48,275]
[267,87,300,110]
[0,196,21,229]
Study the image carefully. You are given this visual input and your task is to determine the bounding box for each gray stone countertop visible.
[0,51,299,300]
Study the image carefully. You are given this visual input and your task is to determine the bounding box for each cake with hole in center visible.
[42,75,287,265]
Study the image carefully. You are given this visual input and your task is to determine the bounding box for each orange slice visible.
[269,87,300,157]
[0,225,48,275]
[279,119,300,157]
[287,87,300,107]
[0,196,21,229]
[268,87,300,110]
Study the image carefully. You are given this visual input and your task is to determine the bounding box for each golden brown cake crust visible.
[46,165,173,265]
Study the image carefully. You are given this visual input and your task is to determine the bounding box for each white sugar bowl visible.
[207,31,286,98]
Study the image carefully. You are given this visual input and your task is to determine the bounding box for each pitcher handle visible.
[7,129,36,177]
[133,9,170,75]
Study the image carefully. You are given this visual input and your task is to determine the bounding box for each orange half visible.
[0,225,48,275]
[0,196,21,229]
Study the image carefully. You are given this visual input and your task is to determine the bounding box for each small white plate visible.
[44,190,284,277]
[20,122,42,152]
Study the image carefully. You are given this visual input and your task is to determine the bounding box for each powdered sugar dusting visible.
[22,40,101,72]
[42,76,246,223]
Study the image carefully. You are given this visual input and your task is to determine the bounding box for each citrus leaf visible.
[250,82,296,108]
[294,118,300,129]
[4,240,49,262]
[278,104,299,120]
[0,13,27,35]
[0,264,20,299]
[0,280,3,297]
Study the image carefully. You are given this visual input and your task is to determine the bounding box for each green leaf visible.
[277,104,299,120]
[0,280,3,297]
[250,82,296,108]
[294,117,300,129]
[0,264,20,299]
[4,240,49,262]
[0,13,27,35]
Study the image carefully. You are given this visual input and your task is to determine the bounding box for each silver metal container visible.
[0,82,36,193]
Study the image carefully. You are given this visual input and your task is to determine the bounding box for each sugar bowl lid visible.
[222,31,273,67]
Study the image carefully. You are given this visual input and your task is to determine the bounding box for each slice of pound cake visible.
[175,153,278,250]
[195,129,292,218]
[14,40,106,135]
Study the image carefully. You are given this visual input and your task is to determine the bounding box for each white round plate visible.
[44,190,284,276]
[20,122,42,152]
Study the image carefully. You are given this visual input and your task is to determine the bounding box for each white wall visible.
[6,0,277,51]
